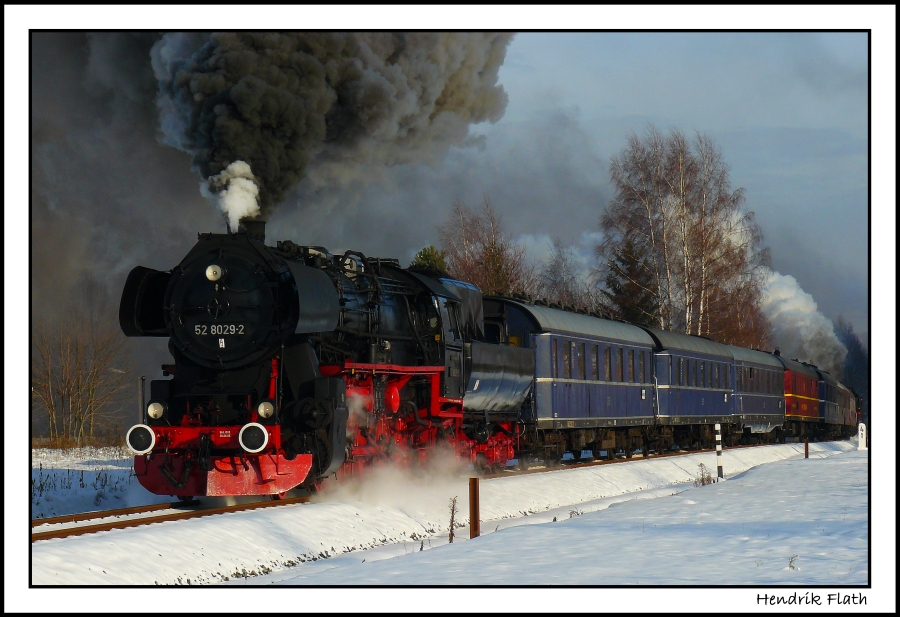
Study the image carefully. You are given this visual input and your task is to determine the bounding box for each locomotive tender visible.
[121,221,859,499]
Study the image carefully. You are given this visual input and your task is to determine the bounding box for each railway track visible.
[480,443,763,479]
[31,496,310,543]
[30,440,804,543]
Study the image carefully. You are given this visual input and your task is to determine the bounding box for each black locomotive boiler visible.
[121,221,533,498]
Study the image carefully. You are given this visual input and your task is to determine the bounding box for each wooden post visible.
[804,438,809,459]
[469,477,480,539]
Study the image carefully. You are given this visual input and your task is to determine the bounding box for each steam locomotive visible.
[121,221,859,499]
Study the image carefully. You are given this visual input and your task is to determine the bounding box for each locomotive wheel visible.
[270,491,288,501]
[177,496,196,504]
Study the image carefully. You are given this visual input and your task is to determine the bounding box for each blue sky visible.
[489,32,869,334]
[13,16,886,344]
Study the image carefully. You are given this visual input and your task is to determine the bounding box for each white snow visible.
[28,442,861,582]
[14,439,894,611]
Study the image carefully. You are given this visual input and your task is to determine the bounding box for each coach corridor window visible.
[563,341,571,379]
[604,347,612,381]
[617,348,624,382]
[577,343,586,380]
[591,345,599,380]
[552,339,558,378]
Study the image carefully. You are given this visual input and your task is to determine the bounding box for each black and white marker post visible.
[715,423,724,480]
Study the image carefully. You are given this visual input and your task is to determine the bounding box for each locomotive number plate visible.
[195,324,245,335]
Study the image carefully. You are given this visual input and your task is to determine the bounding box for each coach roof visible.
[641,327,733,359]
[503,300,655,346]
[772,354,820,378]
[724,344,785,369]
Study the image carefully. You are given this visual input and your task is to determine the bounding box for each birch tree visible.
[599,126,772,346]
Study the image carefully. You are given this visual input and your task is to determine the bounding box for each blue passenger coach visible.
[640,328,734,426]
[482,299,656,431]
[723,345,785,435]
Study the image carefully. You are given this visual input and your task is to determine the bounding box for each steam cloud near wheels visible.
[151,32,513,227]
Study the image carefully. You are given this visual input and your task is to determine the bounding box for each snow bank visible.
[31,441,857,585]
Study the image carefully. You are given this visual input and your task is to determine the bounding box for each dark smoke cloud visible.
[30,32,517,397]
[152,32,513,215]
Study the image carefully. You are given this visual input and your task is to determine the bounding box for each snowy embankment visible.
[30,441,862,585]
[31,447,172,518]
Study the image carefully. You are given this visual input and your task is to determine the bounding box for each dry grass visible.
[693,463,714,487]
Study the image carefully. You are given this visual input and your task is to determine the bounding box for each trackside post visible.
[715,423,723,480]
[469,477,480,539]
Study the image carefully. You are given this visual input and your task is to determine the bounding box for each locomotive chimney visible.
[238,219,266,245]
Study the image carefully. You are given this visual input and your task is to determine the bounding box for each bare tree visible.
[537,238,597,310]
[438,197,538,296]
[31,276,133,445]
[599,126,772,344]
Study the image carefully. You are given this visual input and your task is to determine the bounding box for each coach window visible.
[700,362,706,388]
[552,339,558,378]
[628,350,635,383]
[591,345,599,380]
[677,358,683,386]
[604,347,612,381]
[577,343,586,380]
[639,351,646,383]
[617,348,624,382]
[563,341,571,379]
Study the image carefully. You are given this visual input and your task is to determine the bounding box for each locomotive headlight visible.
[206,264,224,281]
[147,401,166,420]
[257,400,275,419]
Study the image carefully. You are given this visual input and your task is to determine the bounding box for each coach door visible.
[440,299,465,399]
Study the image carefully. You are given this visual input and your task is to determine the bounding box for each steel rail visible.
[31,495,310,543]
[479,442,766,480]
[32,502,184,528]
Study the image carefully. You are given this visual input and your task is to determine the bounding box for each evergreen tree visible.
[601,235,659,326]
[835,316,869,424]
[409,245,448,273]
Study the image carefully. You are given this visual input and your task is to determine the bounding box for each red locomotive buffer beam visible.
[132,425,313,497]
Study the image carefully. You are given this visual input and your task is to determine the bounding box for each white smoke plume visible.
[761,271,847,378]
[202,161,260,231]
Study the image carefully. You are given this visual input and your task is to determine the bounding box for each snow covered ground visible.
[14,440,894,611]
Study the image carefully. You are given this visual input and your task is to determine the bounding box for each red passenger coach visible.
[773,353,820,439]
